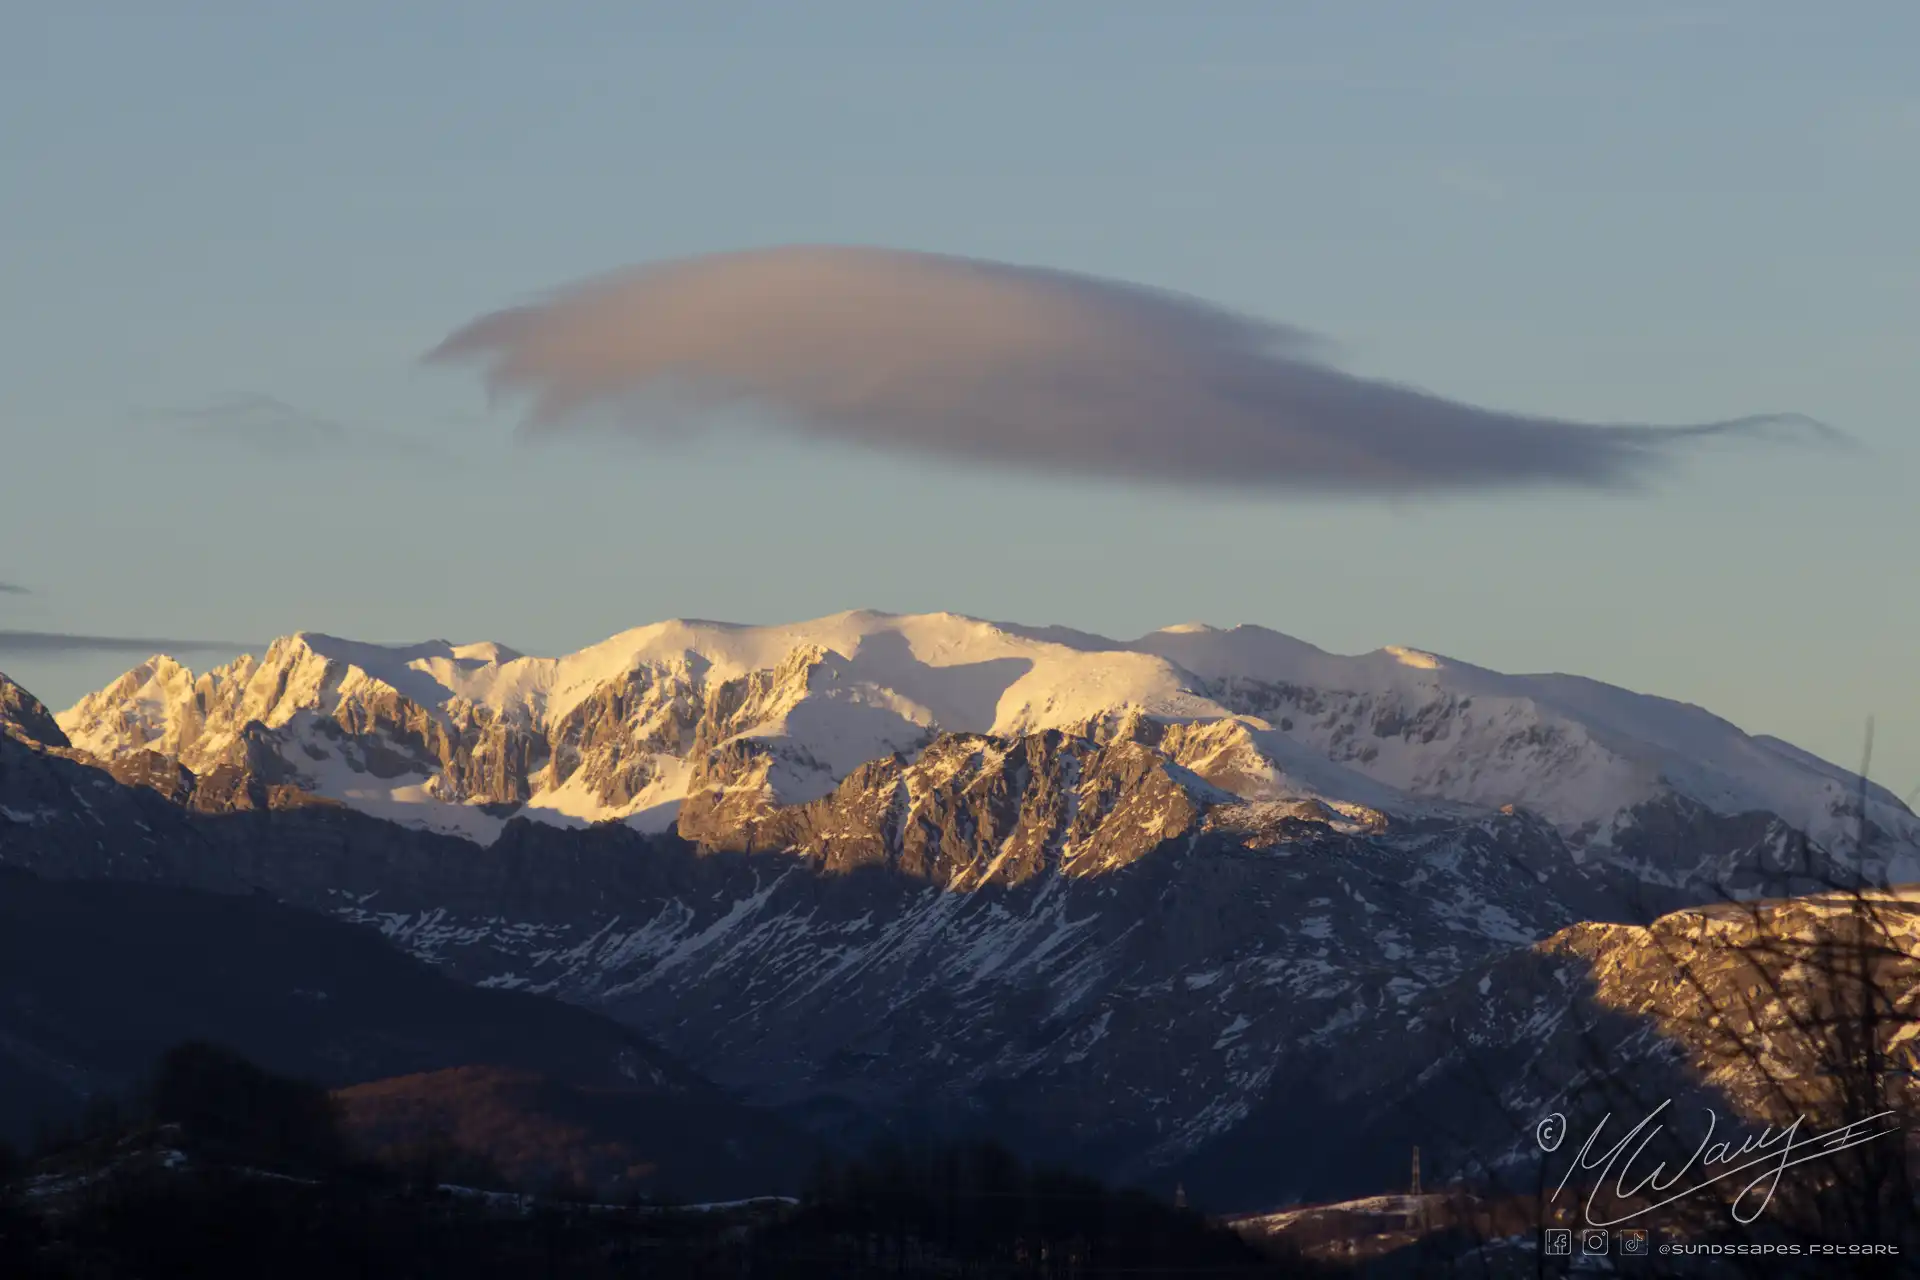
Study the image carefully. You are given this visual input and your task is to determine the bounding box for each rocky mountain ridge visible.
[8,613,1919,1208]
[0,673,69,750]
[48,612,1920,880]
[1179,882,1920,1209]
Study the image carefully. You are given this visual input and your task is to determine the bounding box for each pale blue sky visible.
[2,2,1915,791]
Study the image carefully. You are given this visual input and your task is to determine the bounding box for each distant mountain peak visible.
[1380,644,1443,670]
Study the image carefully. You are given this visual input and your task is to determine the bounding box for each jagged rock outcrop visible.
[0,672,68,749]
[678,728,1228,886]
[1542,890,1920,1122]
[1169,884,1920,1209]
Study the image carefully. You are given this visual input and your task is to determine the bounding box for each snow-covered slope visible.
[55,610,1920,873]
[1134,622,1914,861]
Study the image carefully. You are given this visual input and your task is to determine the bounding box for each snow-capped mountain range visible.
[52,609,1920,876]
[8,609,1920,1208]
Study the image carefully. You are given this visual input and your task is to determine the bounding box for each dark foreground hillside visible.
[0,865,818,1201]
[335,1064,817,1200]
[0,1043,1323,1279]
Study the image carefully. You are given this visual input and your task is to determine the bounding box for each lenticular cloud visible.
[428,245,1820,493]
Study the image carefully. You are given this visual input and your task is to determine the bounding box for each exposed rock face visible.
[1542,890,1920,1123]
[52,634,897,837]
[539,661,702,804]
[0,673,68,749]
[677,728,1227,883]
[0,700,335,816]
[1168,886,1920,1210]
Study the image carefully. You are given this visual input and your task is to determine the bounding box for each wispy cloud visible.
[145,394,437,457]
[0,582,29,596]
[428,245,1832,496]
[0,631,250,657]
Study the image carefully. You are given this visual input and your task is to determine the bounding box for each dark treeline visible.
[0,1041,1332,1278]
[766,1140,1323,1277]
